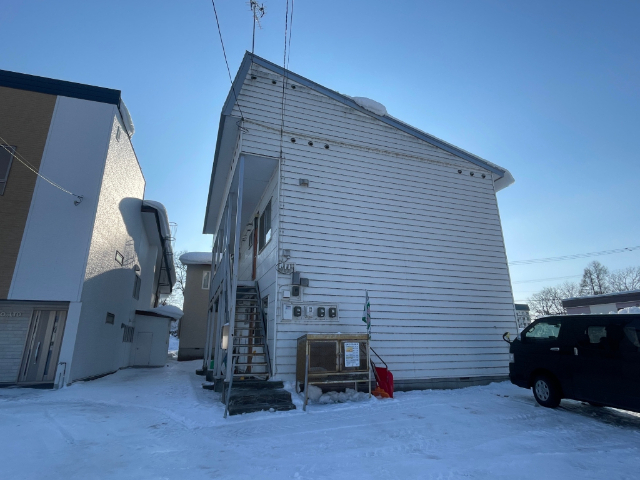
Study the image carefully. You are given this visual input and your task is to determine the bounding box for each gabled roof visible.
[0,69,122,106]
[204,52,514,233]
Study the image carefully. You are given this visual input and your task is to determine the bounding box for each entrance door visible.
[19,310,67,384]
[571,320,621,405]
[134,332,153,366]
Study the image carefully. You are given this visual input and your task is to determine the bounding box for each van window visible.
[525,322,561,340]
[587,326,608,344]
[623,321,640,352]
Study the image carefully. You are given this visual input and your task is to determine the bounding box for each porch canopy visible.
[203,111,278,239]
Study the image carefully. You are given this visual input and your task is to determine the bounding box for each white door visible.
[134,332,153,366]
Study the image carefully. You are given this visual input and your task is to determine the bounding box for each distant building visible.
[562,290,640,315]
[177,252,212,361]
[0,70,178,388]
[515,304,531,329]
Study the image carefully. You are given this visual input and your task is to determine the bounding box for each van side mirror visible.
[502,332,512,344]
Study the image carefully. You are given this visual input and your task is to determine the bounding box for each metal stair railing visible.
[254,281,272,378]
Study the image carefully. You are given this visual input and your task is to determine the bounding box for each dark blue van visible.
[509,314,640,412]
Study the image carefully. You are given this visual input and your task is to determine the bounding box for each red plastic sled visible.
[371,347,394,398]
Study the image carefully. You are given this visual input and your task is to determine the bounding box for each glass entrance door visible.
[19,310,67,384]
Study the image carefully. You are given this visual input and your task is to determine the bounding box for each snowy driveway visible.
[1,360,639,480]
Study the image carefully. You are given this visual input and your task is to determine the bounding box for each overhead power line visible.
[210,0,245,120]
[0,139,83,205]
[278,0,294,160]
[509,245,640,266]
[512,274,582,285]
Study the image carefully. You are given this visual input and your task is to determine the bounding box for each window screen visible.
[122,324,134,342]
[259,200,272,251]
[0,146,15,195]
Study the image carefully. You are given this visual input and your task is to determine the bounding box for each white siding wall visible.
[9,97,115,301]
[231,64,516,382]
[69,113,147,382]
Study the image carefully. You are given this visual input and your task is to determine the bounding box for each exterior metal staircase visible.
[221,283,295,416]
[230,284,270,380]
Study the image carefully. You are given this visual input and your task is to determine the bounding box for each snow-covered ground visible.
[1,359,639,480]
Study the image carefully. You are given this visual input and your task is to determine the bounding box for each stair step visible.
[230,380,284,390]
[233,362,268,366]
[231,353,266,357]
[227,387,295,415]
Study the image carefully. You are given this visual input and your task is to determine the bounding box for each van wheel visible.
[532,374,561,408]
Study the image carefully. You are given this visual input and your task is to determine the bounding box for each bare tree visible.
[528,287,566,319]
[557,280,581,300]
[161,249,188,309]
[608,266,640,293]
[579,260,610,296]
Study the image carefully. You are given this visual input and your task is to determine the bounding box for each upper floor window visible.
[0,146,16,195]
[259,200,272,251]
[202,270,211,290]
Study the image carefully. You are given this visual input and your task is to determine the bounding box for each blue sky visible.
[2,1,639,303]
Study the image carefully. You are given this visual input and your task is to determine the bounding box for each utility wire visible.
[512,274,582,285]
[210,0,245,120]
[509,245,640,266]
[0,139,83,205]
[278,0,292,160]
[286,0,294,68]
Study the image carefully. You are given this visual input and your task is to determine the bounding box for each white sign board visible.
[344,342,360,368]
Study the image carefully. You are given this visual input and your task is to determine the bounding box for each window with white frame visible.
[259,200,272,251]
[202,270,211,290]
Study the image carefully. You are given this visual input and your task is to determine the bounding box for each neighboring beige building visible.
[177,252,212,361]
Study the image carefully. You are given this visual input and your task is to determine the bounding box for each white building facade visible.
[0,70,176,387]
[202,53,517,390]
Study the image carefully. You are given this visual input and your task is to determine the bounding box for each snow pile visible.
[118,100,135,138]
[3,361,640,479]
[350,96,388,116]
[305,385,369,404]
[179,252,212,265]
[316,388,370,404]
[145,304,184,320]
[618,306,640,314]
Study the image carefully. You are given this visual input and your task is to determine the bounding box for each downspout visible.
[142,205,174,306]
